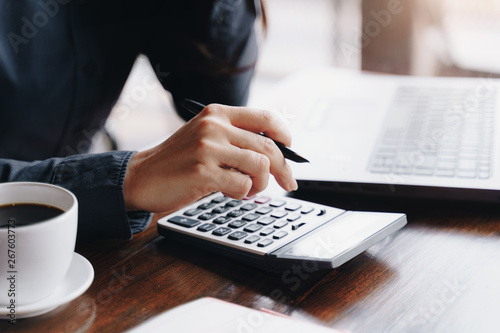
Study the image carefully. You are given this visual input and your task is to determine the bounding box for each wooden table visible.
[2,189,500,332]
[4,1,500,331]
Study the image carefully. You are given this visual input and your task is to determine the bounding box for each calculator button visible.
[225,200,242,207]
[274,221,288,229]
[183,208,202,217]
[213,216,231,224]
[270,210,287,219]
[291,222,306,231]
[286,213,301,222]
[301,206,314,214]
[273,231,288,239]
[227,209,245,218]
[199,212,216,220]
[241,203,257,211]
[257,239,273,247]
[243,224,262,233]
[197,223,216,232]
[168,216,200,228]
[255,206,273,215]
[244,235,260,244]
[212,227,231,236]
[269,199,286,207]
[285,203,302,211]
[211,196,228,204]
[198,202,216,210]
[257,216,275,225]
[317,209,327,216]
[242,213,260,221]
[254,196,271,204]
[212,206,230,214]
[228,220,247,228]
[260,228,274,236]
[228,231,248,240]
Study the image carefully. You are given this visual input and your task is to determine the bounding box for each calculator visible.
[157,192,406,271]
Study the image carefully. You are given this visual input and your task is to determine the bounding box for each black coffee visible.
[0,203,64,227]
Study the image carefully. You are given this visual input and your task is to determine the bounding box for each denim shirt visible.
[0,0,258,239]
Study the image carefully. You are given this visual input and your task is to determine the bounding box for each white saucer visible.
[0,253,94,319]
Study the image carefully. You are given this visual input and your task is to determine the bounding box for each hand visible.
[123,104,298,213]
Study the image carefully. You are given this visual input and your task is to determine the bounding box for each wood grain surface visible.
[3,189,500,332]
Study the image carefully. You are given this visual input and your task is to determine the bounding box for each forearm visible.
[0,151,151,240]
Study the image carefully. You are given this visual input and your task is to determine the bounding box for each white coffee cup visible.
[0,182,78,306]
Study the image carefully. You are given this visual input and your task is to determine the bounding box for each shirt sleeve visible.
[143,0,259,121]
[0,151,152,240]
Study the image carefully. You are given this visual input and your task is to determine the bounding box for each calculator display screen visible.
[282,212,398,259]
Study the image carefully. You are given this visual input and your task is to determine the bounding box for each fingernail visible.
[290,179,298,192]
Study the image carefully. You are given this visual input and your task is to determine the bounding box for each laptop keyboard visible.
[368,86,496,179]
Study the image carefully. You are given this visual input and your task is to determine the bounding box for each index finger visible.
[206,104,292,147]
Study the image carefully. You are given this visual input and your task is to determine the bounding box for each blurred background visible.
[91,0,500,153]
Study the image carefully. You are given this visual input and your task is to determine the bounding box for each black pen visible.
[181,99,309,163]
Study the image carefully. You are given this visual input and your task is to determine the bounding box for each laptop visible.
[253,68,500,202]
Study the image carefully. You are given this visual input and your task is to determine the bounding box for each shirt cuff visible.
[52,150,151,240]
[128,210,153,234]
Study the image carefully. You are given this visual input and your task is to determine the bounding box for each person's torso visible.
[0,1,139,160]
